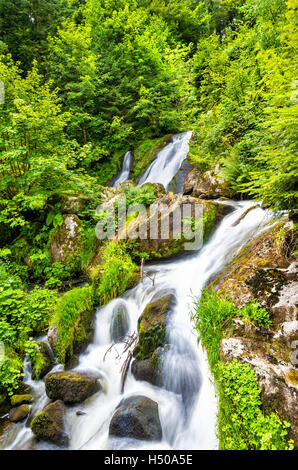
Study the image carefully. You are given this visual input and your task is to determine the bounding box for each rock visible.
[0,393,11,415]
[61,195,92,214]
[45,371,101,404]
[14,381,31,395]
[120,193,232,260]
[214,218,298,444]
[31,400,68,447]
[109,395,162,441]
[131,347,164,386]
[31,342,54,380]
[168,159,193,194]
[110,302,130,342]
[134,293,175,361]
[183,164,236,199]
[50,214,83,264]
[48,325,58,350]
[9,405,30,423]
[10,394,33,407]
[65,354,80,370]
[76,410,86,416]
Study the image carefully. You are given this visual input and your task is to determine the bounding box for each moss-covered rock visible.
[134,294,175,361]
[31,400,68,447]
[31,342,54,380]
[10,394,33,407]
[9,404,30,423]
[123,194,232,261]
[45,371,101,404]
[50,214,83,266]
[110,302,130,342]
[0,393,10,415]
[131,347,165,386]
[183,164,236,199]
[60,195,93,214]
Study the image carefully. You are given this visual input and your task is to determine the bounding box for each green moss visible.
[50,285,95,364]
[10,394,32,406]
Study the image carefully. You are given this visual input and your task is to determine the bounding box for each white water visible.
[138,132,192,191]
[1,200,274,450]
[113,151,133,187]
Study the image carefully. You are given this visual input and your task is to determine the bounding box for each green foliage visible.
[216,360,293,450]
[50,285,94,363]
[192,289,293,450]
[120,184,158,207]
[95,242,138,305]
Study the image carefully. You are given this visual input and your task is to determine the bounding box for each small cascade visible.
[113,151,133,187]
[138,132,192,191]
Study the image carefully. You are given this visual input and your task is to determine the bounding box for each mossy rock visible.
[9,404,30,423]
[134,294,175,361]
[0,393,11,415]
[131,347,165,386]
[50,214,83,267]
[31,400,68,447]
[45,371,101,404]
[31,342,54,381]
[10,394,33,407]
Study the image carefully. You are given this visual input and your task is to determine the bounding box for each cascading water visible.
[1,200,274,451]
[138,132,192,191]
[112,151,133,188]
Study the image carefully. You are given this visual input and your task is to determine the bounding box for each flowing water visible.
[138,132,192,191]
[1,133,275,451]
[113,151,133,188]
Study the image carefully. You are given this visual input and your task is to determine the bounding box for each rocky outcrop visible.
[31,400,68,447]
[31,342,54,380]
[213,218,298,444]
[50,214,82,264]
[9,404,30,423]
[110,302,130,342]
[109,395,162,441]
[183,165,235,200]
[121,193,232,260]
[133,293,175,361]
[45,371,101,404]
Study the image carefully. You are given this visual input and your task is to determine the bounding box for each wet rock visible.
[183,165,235,199]
[50,214,83,264]
[9,404,30,423]
[110,302,130,342]
[31,400,68,447]
[76,410,86,416]
[134,293,176,361]
[131,347,164,386]
[65,354,80,371]
[31,342,54,380]
[0,394,11,415]
[45,371,101,404]
[10,394,33,407]
[48,325,58,350]
[109,395,162,441]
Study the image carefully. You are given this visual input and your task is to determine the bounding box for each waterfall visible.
[1,200,273,451]
[113,151,133,188]
[138,132,192,191]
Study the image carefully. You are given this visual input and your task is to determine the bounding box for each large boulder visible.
[110,302,130,342]
[120,193,232,260]
[109,395,162,441]
[183,165,235,200]
[31,342,54,380]
[134,293,175,361]
[31,400,68,447]
[45,371,101,404]
[50,214,83,264]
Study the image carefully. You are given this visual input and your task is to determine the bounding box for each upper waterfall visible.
[138,132,192,191]
[112,151,133,188]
